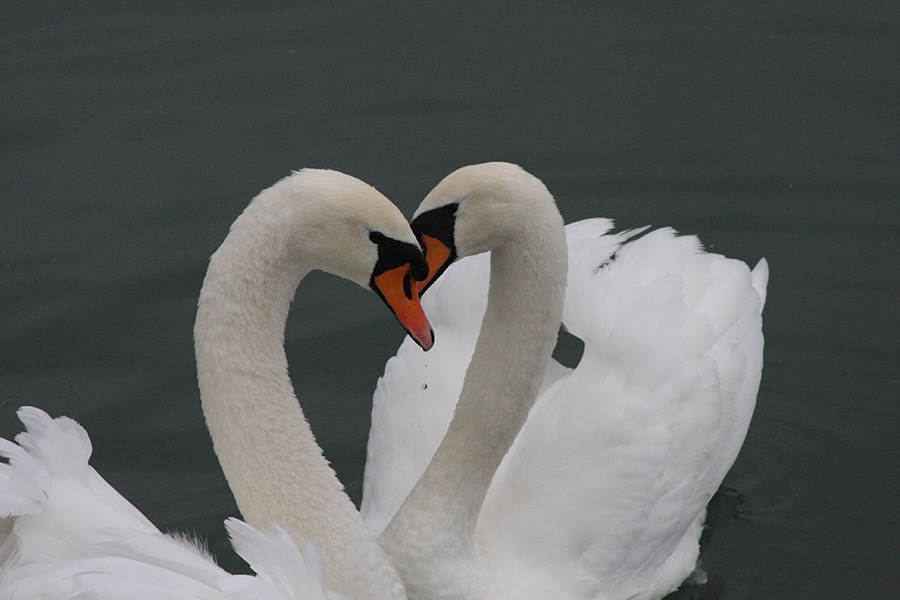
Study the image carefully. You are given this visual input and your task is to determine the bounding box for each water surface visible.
[2,3,898,598]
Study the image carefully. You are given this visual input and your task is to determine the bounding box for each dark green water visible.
[2,3,898,598]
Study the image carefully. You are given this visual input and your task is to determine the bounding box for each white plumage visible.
[363,163,767,600]
[0,407,339,600]
[1,168,433,600]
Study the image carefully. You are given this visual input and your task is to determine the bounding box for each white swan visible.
[0,406,338,599]
[362,162,767,600]
[1,169,436,600]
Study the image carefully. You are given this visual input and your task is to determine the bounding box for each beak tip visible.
[417,327,434,351]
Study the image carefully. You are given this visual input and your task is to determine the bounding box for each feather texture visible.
[0,407,338,600]
[364,216,767,600]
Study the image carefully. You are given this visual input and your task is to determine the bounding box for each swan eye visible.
[445,203,459,216]
[369,231,386,244]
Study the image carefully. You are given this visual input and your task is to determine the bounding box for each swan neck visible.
[380,206,567,597]
[437,235,566,529]
[194,206,406,600]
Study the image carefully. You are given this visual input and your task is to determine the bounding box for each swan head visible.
[237,169,434,350]
[409,162,558,293]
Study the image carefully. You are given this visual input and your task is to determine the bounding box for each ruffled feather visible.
[363,218,766,600]
[0,408,336,600]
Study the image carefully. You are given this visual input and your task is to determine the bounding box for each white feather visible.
[0,407,335,600]
[364,205,766,599]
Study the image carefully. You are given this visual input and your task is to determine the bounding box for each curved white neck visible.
[194,205,406,600]
[380,210,567,598]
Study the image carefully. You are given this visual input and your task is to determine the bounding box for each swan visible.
[1,168,436,600]
[362,162,767,600]
[0,406,338,599]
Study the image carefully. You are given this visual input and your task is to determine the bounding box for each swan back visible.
[476,221,766,600]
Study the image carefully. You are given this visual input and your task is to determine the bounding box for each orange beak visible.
[372,264,434,351]
[416,234,454,294]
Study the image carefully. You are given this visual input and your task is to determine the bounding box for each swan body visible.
[2,169,434,600]
[363,163,767,600]
[0,406,338,600]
